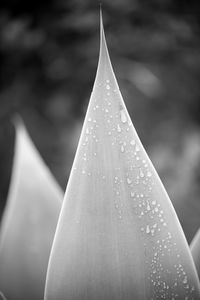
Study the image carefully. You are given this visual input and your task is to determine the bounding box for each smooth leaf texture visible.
[191,228,200,280]
[45,12,200,300]
[0,120,63,300]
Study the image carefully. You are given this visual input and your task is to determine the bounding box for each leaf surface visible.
[45,12,200,300]
[0,120,63,300]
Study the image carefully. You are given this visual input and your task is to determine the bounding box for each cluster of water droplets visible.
[73,76,197,299]
[146,230,195,299]
[98,79,197,298]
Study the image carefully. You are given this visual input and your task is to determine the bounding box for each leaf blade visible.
[0,120,63,300]
[45,12,200,300]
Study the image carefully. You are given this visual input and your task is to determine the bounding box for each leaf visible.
[191,228,200,279]
[0,119,63,300]
[44,11,200,300]
[0,291,6,300]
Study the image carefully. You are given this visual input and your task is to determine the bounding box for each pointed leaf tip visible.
[45,14,200,300]
[98,9,110,65]
[0,120,63,300]
[96,11,119,94]
[100,6,103,32]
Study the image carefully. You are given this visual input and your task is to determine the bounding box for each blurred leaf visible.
[0,119,63,300]
[191,228,200,279]
[0,291,6,300]
[45,12,200,300]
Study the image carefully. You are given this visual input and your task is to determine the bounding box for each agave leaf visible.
[0,119,63,300]
[191,228,200,279]
[45,12,200,300]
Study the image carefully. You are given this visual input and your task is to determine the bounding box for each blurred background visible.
[0,0,200,243]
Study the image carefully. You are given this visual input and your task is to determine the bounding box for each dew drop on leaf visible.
[130,139,135,146]
[147,170,152,177]
[120,145,125,153]
[117,124,121,132]
[120,109,127,123]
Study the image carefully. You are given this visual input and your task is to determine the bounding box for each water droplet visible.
[121,145,125,153]
[130,191,135,197]
[147,171,152,177]
[139,169,144,178]
[86,127,89,134]
[135,145,140,152]
[127,178,132,184]
[130,140,135,146]
[106,84,110,90]
[120,109,127,123]
[183,276,188,284]
[146,225,150,234]
[117,124,121,132]
[152,200,156,205]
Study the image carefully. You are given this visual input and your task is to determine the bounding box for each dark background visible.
[0,0,200,242]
